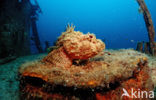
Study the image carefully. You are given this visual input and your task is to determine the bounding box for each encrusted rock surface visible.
[19,49,151,88]
[19,49,154,100]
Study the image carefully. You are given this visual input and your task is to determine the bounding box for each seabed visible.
[0,49,156,100]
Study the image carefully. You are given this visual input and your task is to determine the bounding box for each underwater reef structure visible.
[0,0,43,64]
[19,25,154,100]
[136,0,156,56]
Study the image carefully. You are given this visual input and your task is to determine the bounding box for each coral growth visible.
[96,64,153,100]
[148,56,156,86]
[19,49,154,100]
[20,49,151,88]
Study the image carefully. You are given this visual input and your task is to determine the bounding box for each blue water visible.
[36,0,156,50]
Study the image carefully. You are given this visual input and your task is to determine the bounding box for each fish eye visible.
[89,35,93,38]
